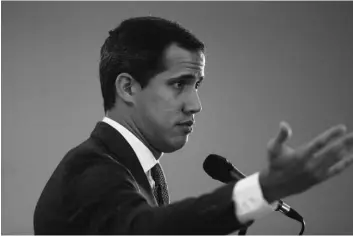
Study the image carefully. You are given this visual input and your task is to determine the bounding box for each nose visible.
[183,89,202,115]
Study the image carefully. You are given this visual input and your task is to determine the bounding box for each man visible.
[34,16,353,234]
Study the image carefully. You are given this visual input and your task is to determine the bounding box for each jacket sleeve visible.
[71,160,251,235]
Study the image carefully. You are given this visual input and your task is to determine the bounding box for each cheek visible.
[145,91,180,126]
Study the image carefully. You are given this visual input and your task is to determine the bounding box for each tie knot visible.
[151,163,164,182]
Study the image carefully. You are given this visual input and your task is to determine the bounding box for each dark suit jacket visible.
[34,122,249,234]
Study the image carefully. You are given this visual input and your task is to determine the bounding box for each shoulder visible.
[49,137,135,190]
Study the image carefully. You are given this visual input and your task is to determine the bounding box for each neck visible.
[106,109,163,160]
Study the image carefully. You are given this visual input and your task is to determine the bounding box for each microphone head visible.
[203,154,239,183]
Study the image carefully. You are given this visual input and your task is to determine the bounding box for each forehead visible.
[162,43,205,77]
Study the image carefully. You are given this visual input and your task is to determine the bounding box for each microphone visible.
[203,154,303,223]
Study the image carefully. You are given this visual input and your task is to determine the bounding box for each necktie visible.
[151,163,169,206]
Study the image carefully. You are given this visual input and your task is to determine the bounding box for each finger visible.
[304,125,347,157]
[343,132,353,150]
[327,154,353,178]
[313,132,353,174]
[268,122,292,157]
[338,132,353,156]
[276,121,292,145]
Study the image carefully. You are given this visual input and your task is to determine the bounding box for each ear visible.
[115,73,141,104]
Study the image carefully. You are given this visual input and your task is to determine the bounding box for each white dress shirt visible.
[102,117,158,189]
[102,117,276,223]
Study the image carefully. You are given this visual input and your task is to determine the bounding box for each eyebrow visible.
[170,74,204,82]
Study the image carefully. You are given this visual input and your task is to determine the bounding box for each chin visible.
[162,135,188,153]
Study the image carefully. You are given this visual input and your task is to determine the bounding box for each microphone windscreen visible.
[203,154,237,183]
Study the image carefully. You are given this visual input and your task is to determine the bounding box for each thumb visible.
[268,121,292,156]
[275,121,292,145]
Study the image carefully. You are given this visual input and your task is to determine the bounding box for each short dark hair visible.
[99,16,205,113]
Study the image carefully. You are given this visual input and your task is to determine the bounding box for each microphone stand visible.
[237,204,306,235]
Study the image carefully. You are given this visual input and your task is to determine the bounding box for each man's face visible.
[134,44,205,153]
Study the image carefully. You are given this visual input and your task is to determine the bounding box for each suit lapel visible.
[90,121,157,206]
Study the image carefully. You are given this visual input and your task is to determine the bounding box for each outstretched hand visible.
[259,122,353,203]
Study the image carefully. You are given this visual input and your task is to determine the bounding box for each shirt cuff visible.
[233,172,278,223]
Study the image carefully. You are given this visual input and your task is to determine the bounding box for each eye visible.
[173,81,186,90]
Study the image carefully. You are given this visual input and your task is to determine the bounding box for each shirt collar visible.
[102,117,158,174]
